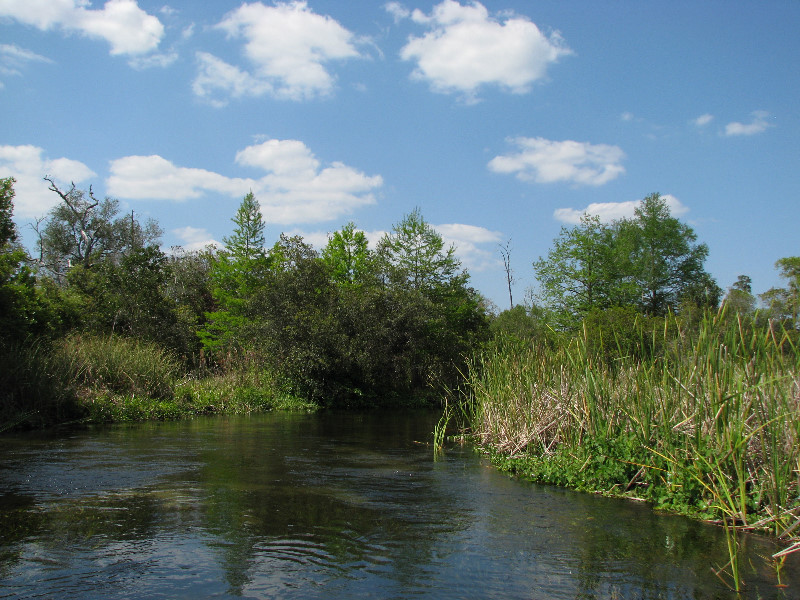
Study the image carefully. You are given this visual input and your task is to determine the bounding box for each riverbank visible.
[449,310,800,588]
[1,334,318,433]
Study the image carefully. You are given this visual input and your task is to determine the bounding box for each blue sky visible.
[1,0,798,310]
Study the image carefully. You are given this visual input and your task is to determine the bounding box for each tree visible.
[533,214,632,329]
[37,177,161,281]
[66,245,184,350]
[377,208,466,293]
[200,193,269,354]
[0,178,48,338]
[620,193,714,316]
[760,257,800,329]
[724,275,756,316]
[223,191,265,261]
[322,222,374,286]
[0,177,17,246]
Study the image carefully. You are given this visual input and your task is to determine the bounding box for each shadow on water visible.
[1,411,798,599]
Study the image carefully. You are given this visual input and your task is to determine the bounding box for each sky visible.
[1,0,798,311]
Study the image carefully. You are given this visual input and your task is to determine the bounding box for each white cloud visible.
[0,144,96,218]
[194,1,363,104]
[192,52,273,107]
[0,43,53,78]
[107,139,383,225]
[0,0,165,57]
[693,113,714,127]
[171,226,220,251]
[437,222,502,272]
[553,194,689,224]
[384,2,410,23]
[397,0,571,100]
[488,137,625,186]
[107,154,248,200]
[724,110,773,136]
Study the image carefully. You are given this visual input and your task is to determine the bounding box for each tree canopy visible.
[533,193,718,328]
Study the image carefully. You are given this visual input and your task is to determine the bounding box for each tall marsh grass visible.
[462,308,799,574]
[59,333,180,401]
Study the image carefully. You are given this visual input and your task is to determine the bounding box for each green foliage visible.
[0,178,53,339]
[197,206,489,408]
[760,257,800,330]
[377,207,466,292]
[0,336,81,431]
[322,222,374,286]
[223,190,266,261]
[622,193,713,315]
[533,193,718,328]
[489,305,549,342]
[36,178,161,281]
[0,177,17,246]
[463,308,800,546]
[533,214,633,329]
[199,193,271,355]
[723,274,756,316]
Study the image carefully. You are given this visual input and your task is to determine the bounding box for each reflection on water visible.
[0,411,797,599]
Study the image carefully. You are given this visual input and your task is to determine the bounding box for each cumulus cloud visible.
[724,110,773,136]
[553,194,689,225]
[395,0,571,100]
[0,144,96,218]
[194,1,363,104]
[436,222,502,272]
[488,137,625,186]
[0,0,165,58]
[108,139,383,225]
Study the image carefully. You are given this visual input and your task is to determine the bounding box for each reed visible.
[462,308,800,576]
[56,333,180,401]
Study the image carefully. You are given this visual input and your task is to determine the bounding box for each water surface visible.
[0,411,797,599]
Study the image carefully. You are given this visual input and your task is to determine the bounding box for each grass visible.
[1,334,318,431]
[453,307,799,590]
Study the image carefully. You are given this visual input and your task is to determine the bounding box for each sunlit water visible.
[1,411,797,599]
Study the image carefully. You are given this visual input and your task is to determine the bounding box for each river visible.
[0,411,797,599]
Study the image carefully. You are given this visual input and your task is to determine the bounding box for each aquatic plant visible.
[459,307,800,583]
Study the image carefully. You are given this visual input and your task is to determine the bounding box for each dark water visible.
[0,412,797,600]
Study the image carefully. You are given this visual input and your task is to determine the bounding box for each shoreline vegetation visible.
[3,176,800,589]
[439,307,799,591]
[1,334,319,434]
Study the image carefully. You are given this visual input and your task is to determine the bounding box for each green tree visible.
[322,222,374,286]
[61,245,194,355]
[620,193,714,316]
[0,178,48,338]
[724,275,756,316]
[760,257,800,329]
[200,193,269,354]
[37,177,161,281]
[377,208,466,293]
[533,214,633,329]
[223,191,265,261]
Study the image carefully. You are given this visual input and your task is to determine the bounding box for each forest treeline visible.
[1,176,797,432]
